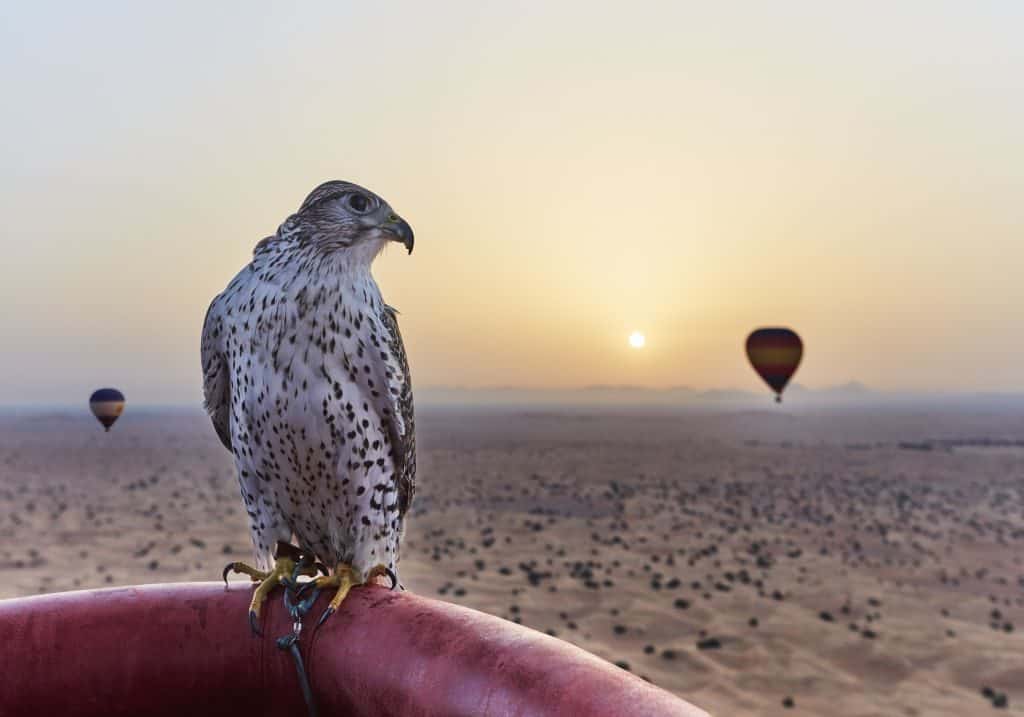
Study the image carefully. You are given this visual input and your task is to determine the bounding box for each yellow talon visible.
[222,542,319,635]
[308,564,358,628]
[222,561,269,584]
[365,564,398,588]
[246,567,289,635]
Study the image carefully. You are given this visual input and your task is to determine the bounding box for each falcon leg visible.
[222,542,320,636]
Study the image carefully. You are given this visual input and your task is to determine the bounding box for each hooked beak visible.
[383,213,414,255]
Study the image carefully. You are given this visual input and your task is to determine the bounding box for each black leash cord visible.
[276,561,321,717]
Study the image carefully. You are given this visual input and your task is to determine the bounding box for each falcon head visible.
[285,180,414,258]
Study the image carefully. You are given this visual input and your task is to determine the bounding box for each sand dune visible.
[1,407,1022,715]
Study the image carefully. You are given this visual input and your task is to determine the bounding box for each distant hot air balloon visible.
[745,328,802,403]
[89,388,125,431]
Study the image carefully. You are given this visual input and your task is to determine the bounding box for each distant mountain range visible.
[419,381,873,405]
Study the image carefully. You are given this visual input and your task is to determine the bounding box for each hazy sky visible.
[2,2,1022,404]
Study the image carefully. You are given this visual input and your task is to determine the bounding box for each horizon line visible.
[3,386,1023,411]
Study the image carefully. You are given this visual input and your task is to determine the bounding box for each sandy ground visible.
[1,406,1023,716]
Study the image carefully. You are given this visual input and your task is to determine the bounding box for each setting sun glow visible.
[629,332,646,349]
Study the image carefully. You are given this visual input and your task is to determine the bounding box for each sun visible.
[628,331,646,349]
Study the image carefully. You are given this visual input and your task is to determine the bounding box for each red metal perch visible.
[0,582,709,717]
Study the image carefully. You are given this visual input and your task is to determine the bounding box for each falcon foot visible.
[368,564,399,591]
[299,562,397,629]
[300,563,356,630]
[222,542,322,636]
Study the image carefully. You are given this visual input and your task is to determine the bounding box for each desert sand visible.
[1,405,1022,716]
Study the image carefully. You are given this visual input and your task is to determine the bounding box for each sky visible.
[1,2,1022,404]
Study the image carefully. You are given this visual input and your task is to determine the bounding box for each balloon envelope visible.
[89,388,125,431]
[745,328,802,402]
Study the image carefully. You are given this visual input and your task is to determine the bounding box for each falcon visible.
[202,180,416,629]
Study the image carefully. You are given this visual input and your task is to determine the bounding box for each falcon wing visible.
[376,305,416,517]
[201,298,232,452]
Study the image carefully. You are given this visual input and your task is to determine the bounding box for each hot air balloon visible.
[89,388,125,431]
[745,328,802,403]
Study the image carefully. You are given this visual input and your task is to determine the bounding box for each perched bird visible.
[202,180,416,628]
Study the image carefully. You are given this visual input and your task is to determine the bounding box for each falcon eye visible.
[347,193,371,213]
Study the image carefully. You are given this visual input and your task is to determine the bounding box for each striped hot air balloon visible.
[89,388,125,431]
[745,328,803,403]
